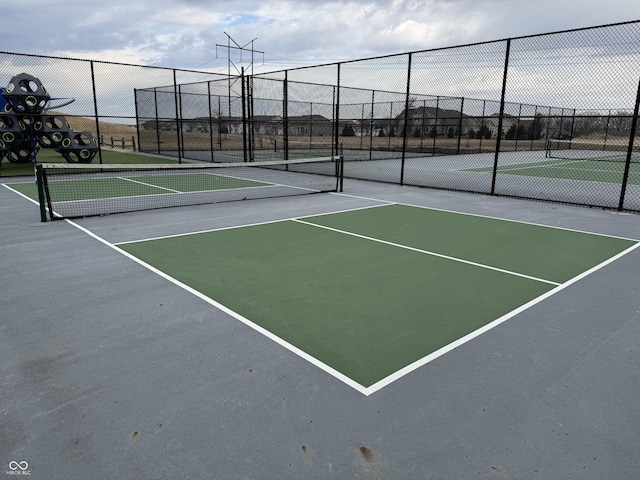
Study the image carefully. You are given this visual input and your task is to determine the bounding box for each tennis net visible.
[545,138,639,163]
[36,156,343,221]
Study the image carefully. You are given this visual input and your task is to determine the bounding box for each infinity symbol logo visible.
[8,461,28,471]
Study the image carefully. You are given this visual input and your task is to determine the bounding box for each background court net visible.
[546,139,639,163]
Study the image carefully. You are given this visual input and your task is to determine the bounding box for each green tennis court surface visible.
[53,173,268,201]
[6,172,270,202]
[467,157,640,184]
[117,204,637,393]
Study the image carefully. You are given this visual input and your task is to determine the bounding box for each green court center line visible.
[292,218,561,286]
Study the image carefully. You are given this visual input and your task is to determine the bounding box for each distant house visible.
[287,115,333,137]
[390,107,537,139]
[139,108,539,140]
[483,114,521,138]
[384,106,480,138]
[141,114,334,137]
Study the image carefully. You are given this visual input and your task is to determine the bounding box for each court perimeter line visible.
[293,218,561,286]
[6,185,639,395]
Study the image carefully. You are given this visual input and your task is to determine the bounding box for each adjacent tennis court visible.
[492,158,640,184]
[466,145,640,185]
[115,202,637,394]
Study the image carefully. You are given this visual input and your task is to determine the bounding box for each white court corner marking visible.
[64,218,640,396]
[65,219,371,396]
[367,239,640,393]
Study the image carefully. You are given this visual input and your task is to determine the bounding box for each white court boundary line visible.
[368,197,639,242]
[366,240,640,393]
[67,219,372,396]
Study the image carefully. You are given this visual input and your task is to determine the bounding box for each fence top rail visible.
[0,50,231,77]
[254,19,640,76]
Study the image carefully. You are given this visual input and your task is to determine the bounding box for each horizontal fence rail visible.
[1,20,639,212]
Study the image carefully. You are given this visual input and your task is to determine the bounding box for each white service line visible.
[115,203,395,245]
[118,176,182,193]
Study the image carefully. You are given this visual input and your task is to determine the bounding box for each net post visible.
[35,164,48,222]
[617,76,640,211]
[491,38,511,195]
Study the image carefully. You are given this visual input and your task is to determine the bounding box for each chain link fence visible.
[2,21,639,212]
[251,21,640,211]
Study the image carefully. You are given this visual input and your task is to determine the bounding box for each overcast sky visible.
[1,0,638,73]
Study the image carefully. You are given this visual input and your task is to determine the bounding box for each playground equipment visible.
[0,73,98,164]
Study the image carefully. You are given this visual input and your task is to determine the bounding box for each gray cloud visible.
[1,0,637,71]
